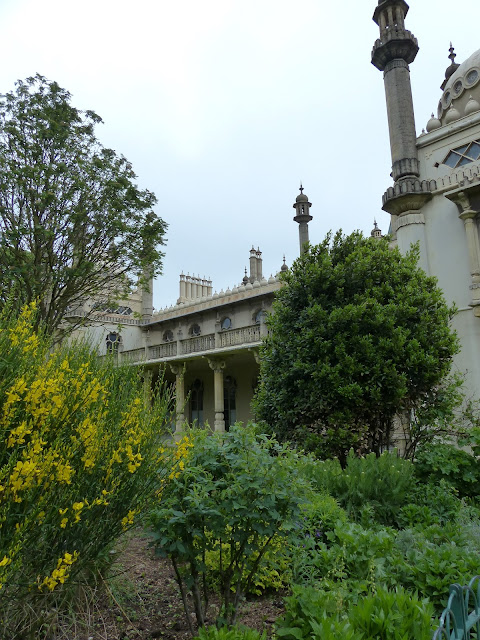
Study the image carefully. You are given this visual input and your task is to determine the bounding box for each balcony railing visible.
[120,324,263,364]
[220,325,260,347]
[181,334,215,354]
[150,343,177,359]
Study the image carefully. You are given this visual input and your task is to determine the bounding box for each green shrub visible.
[276,584,434,640]
[290,520,397,593]
[194,625,266,640]
[204,532,290,596]
[386,532,480,609]
[348,586,434,640]
[300,493,348,544]
[149,424,308,631]
[306,451,415,526]
[0,304,175,638]
[414,442,480,499]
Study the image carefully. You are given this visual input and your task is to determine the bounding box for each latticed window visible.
[106,332,121,354]
[443,140,480,168]
[163,330,174,342]
[221,316,232,330]
[189,323,201,337]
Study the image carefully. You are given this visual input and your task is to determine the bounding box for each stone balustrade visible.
[120,324,263,364]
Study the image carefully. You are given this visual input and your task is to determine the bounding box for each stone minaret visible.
[371,0,419,183]
[371,0,432,271]
[293,185,313,255]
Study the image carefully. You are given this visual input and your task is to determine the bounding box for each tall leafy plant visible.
[150,425,307,632]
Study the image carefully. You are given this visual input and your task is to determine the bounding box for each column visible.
[208,358,226,432]
[460,210,480,305]
[170,362,186,436]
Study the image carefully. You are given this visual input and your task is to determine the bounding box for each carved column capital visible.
[207,358,226,373]
[169,362,186,376]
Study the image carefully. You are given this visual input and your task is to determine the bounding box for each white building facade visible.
[372,0,480,398]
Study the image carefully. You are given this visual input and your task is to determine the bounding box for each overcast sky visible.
[0,0,478,309]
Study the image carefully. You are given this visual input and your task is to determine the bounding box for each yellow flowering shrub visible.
[0,303,177,637]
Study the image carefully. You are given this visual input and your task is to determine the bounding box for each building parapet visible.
[119,323,264,364]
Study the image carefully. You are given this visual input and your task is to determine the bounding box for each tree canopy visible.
[0,74,167,336]
[253,231,459,463]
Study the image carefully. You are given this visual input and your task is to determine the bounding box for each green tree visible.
[0,74,166,336]
[254,231,459,463]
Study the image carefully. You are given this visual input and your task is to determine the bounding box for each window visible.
[254,309,266,325]
[106,332,121,354]
[189,323,201,337]
[223,376,237,431]
[163,329,174,342]
[221,316,232,330]
[442,140,480,168]
[190,379,204,426]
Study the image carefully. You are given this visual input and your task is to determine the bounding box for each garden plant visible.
[0,303,178,638]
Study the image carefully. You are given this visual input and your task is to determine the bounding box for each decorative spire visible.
[448,42,456,66]
[371,219,382,239]
[441,42,460,89]
[280,255,288,272]
[293,185,313,255]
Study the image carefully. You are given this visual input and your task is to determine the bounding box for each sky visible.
[0,0,478,309]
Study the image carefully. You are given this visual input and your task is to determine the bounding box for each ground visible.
[65,530,285,640]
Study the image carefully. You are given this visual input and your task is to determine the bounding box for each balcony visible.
[119,324,264,365]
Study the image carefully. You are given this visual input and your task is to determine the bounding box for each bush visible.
[386,528,480,609]
[0,304,175,638]
[305,451,414,526]
[276,584,434,640]
[204,532,290,596]
[149,424,308,631]
[194,625,266,640]
[414,442,480,499]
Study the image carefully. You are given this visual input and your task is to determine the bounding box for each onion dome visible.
[465,94,480,116]
[441,44,460,90]
[426,113,441,132]
[445,105,461,124]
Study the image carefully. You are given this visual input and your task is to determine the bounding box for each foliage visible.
[414,442,480,499]
[254,231,458,462]
[149,424,308,631]
[403,373,474,459]
[0,74,167,336]
[386,525,480,609]
[303,451,415,527]
[194,625,266,640]
[299,492,348,544]
[204,532,290,596]
[275,584,434,640]
[0,303,176,638]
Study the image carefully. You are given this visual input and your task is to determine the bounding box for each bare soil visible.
[75,530,285,640]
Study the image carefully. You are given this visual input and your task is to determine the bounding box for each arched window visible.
[223,376,237,431]
[106,332,121,354]
[221,316,232,330]
[163,329,174,342]
[190,379,204,426]
[189,323,201,337]
[254,309,266,325]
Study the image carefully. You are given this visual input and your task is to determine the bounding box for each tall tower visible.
[372,0,419,182]
[293,185,313,255]
[371,0,432,271]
